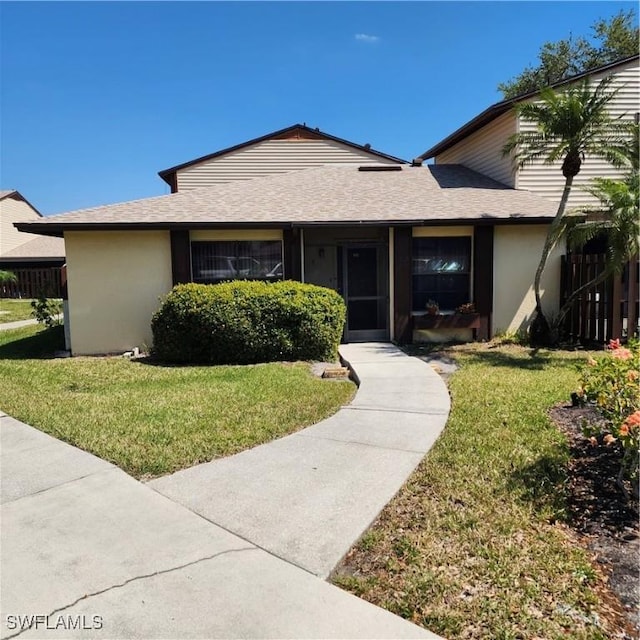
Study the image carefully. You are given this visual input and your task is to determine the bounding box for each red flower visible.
[624,411,640,428]
[608,338,622,350]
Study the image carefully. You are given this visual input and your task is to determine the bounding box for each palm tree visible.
[502,77,632,344]
[0,270,17,284]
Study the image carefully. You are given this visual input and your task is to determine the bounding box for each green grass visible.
[333,343,617,640]
[0,298,37,323]
[0,325,355,478]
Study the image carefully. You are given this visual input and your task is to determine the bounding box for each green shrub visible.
[30,296,63,328]
[151,280,346,365]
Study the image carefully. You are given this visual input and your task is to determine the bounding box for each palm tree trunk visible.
[533,176,574,315]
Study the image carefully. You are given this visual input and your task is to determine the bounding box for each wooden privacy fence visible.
[560,254,639,344]
[1,268,62,299]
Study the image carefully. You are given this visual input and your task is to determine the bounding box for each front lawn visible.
[0,298,37,323]
[333,343,627,639]
[0,325,354,478]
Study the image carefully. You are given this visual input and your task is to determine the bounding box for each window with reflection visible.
[191,241,283,284]
[412,237,471,311]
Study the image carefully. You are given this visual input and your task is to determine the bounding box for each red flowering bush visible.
[577,339,640,497]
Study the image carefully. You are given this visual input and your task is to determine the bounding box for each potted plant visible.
[455,302,476,314]
[425,299,439,316]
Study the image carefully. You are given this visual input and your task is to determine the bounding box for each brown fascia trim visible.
[418,54,640,161]
[0,255,65,262]
[157,123,409,186]
[15,221,299,237]
[16,216,556,237]
[293,217,554,228]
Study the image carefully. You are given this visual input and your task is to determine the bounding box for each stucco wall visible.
[65,231,173,355]
[493,225,563,335]
[190,229,283,242]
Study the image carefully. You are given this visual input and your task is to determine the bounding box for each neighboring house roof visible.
[17,164,557,237]
[158,123,408,187]
[1,235,65,261]
[1,189,65,260]
[0,189,43,217]
[418,54,640,161]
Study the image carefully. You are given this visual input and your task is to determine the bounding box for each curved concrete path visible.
[150,342,450,578]
[1,343,449,639]
[0,318,40,331]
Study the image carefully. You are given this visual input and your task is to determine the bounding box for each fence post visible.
[611,270,622,340]
[628,257,639,339]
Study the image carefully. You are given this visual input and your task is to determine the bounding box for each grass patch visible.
[333,343,617,639]
[0,324,65,357]
[0,298,38,323]
[0,325,354,478]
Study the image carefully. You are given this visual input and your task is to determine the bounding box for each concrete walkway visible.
[0,318,39,331]
[1,343,449,639]
[0,315,63,331]
[150,343,450,578]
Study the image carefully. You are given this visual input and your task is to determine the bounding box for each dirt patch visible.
[549,404,639,637]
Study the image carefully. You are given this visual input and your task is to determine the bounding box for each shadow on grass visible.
[508,452,570,522]
[454,346,581,372]
[0,326,65,359]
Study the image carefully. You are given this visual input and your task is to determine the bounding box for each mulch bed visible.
[549,404,639,638]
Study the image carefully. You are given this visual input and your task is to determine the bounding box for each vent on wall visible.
[357,165,403,172]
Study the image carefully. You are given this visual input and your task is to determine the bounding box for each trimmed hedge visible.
[151,281,346,365]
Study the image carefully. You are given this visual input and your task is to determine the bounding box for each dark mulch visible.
[549,404,639,638]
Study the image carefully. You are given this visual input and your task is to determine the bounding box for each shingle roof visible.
[16,164,557,237]
[0,190,17,200]
[418,54,640,161]
[1,235,65,260]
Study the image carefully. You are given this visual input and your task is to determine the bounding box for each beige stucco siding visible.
[1,196,41,254]
[190,229,283,241]
[176,139,398,190]
[493,225,563,334]
[517,59,639,209]
[412,226,474,237]
[435,111,516,186]
[65,231,172,355]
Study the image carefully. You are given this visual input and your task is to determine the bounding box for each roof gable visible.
[0,189,43,217]
[418,54,640,161]
[158,124,407,189]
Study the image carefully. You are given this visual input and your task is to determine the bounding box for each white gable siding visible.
[0,195,41,254]
[517,59,639,209]
[176,139,399,190]
[435,111,516,186]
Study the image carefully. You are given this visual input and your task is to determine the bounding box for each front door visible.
[342,244,389,342]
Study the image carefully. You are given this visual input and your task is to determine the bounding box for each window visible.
[412,237,471,311]
[191,241,283,284]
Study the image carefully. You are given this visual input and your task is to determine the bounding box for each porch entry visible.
[340,244,389,341]
[303,228,389,342]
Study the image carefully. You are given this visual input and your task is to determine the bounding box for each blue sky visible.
[1,1,637,215]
